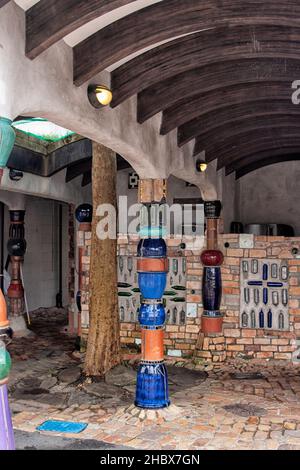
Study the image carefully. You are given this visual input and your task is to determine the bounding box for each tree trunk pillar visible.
[84,143,120,377]
[135,179,170,409]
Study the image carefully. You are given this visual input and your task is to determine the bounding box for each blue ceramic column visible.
[135,180,170,409]
[0,118,16,185]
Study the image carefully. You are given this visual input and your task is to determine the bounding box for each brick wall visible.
[72,232,300,363]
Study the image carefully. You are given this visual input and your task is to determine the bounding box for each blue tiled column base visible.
[135,362,170,409]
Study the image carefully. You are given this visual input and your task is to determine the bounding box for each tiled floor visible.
[7,308,300,450]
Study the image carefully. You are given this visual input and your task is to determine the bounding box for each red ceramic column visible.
[7,211,28,335]
[0,289,15,450]
[75,204,92,348]
[201,201,224,335]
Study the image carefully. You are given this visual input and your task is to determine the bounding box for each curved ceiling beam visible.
[234,153,300,179]
[111,24,300,107]
[225,147,300,174]
[73,0,300,85]
[161,82,292,135]
[26,0,136,59]
[194,114,300,153]
[213,129,300,169]
[0,1,10,8]
[179,100,299,148]
[137,57,300,123]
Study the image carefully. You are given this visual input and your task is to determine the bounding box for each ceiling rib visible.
[0,0,10,8]
[137,57,300,124]
[161,82,294,136]
[73,0,300,86]
[235,153,300,179]
[178,100,300,149]
[26,0,136,59]
[214,130,300,169]
[226,148,300,175]
[111,24,300,108]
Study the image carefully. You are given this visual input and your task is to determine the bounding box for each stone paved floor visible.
[6,308,300,450]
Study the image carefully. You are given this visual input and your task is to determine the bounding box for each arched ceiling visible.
[6,0,300,178]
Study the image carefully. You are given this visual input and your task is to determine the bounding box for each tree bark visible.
[84,142,120,377]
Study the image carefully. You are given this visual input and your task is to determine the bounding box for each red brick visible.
[224,257,240,266]
[242,329,257,337]
[274,353,292,360]
[227,345,245,351]
[224,328,240,338]
[226,248,244,257]
[236,338,253,345]
[290,287,300,296]
[271,339,289,345]
[256,352,274,358]
[254,338,271,345]
[249,249,267,258]
[261,346,278,352]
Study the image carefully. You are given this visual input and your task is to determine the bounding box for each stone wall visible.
[74,231,300,363]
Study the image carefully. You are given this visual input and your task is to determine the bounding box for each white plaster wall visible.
[1,195,69,311]
[237,161,300,236]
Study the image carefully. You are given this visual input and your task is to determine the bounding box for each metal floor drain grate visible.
[229,372,265,380]
[223,404,267,417]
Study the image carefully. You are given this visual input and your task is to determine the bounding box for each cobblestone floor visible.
[7,308,300,450]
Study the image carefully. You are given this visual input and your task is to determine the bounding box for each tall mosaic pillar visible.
[0,117,16,185]
[7,211,27,333]
[201,201,224,335]
[135,179,170,409]
[0,288,15,450]
[75,204,93,348]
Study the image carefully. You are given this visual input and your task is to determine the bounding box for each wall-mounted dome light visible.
[87,85,113,108]
[195,159,208,173]
[9,169,23,182]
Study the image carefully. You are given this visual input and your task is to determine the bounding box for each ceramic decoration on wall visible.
[240,259,289,331]
[118,256,186,325]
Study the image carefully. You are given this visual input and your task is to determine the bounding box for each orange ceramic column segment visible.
[0,290,9,328]
[141,328,164,361]
[137,257,168,272]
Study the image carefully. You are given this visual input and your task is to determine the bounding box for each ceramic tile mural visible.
[118,256,187,325]
[240,259,289,331]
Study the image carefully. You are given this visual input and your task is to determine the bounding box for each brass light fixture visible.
[87,84,113,108]
[195,158,208,172]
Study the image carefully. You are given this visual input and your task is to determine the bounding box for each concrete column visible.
[7,210,29,336]
[74,204,92,349]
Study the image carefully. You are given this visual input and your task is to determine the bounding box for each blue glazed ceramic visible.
[202,266,222,311]
[138,303,165,326]
[138,272,167,299]
[135,362,170,409]
[0,118,16,170]
[137,238,167,258]
[76,291,81,312]
[75,204,93,223]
